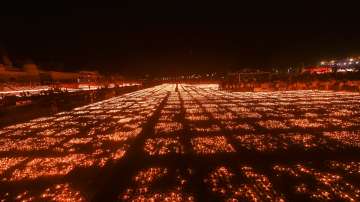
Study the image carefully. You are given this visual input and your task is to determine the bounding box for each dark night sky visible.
[0,2,360,76]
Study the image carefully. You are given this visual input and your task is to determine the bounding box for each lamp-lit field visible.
[1,84,360,201]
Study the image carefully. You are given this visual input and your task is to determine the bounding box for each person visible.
[50,99,58,114]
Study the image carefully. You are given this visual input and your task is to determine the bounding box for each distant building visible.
[319,57,360,73]
[0,64,40,82]
[302,66,332,74]
[0,51,103,84]
[227,70,272,82]
[78,71,101,82]
[0,63,103,85]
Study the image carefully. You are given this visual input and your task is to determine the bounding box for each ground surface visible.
[1,84,360,201]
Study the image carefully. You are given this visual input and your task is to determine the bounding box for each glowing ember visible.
[191,136,235,154]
